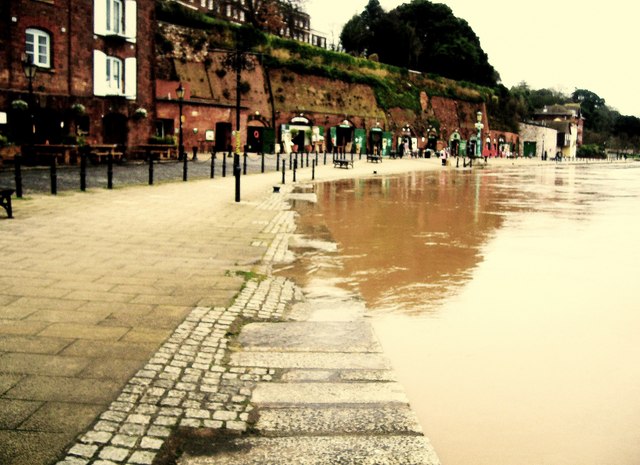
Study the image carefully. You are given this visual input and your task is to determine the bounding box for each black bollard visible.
[293,157,297,183]
[306,151,309,168]
[312,159,316,180]
[282,159,285,184]
[324,151,327,165]
[261,153,265,173]
[276,152,280,172]
[80,151,87,191]
[192,146,198,161]
[243,152,247,175]
[210,151,215,179]
[223,152,228,177]
[148,153,154,185]
[289,153,292,170]
[234,153,241,202]
[14,154,23,198]
[50,156,57,195]
[183,150,188,181]
[107,154,113,189]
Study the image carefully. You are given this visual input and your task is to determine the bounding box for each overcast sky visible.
[305,0,639,117]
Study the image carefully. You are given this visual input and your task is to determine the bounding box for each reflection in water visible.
[278,163,640,465]
[308,170,507,314]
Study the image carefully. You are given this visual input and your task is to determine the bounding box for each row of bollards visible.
[11,149,336,200]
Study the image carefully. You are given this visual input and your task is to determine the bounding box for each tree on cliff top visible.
[239,0,307,36]
[341,0,499,87]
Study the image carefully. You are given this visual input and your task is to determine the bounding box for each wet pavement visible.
[1,156,449,465]
[2,154,618,465]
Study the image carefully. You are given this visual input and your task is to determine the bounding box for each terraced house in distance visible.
[172,0,327,48]
[0,0,155,157]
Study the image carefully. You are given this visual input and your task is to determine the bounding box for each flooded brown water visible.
[278,163,640,465]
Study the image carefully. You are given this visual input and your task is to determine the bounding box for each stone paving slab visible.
[237,321,382,353]
[230,351,392,370]
[178,435,439,465]
[255,406,424,435]
[252,382,409,406]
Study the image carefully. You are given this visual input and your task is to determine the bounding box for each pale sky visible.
[305,0,640,117]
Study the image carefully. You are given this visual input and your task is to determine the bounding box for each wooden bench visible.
[366,154,382,163]
[0,188,14,219]
[333,158,353,169]
[89,145,124,164]
[129,144,177,161]
[31,145,79,165]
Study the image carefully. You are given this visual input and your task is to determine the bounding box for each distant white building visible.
[519,122,558,159]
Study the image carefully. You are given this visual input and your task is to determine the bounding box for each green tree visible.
[340,0,498,86]
[340,14,370,55]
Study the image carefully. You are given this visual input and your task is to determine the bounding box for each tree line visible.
[340,0,499,87]
[340,0,639,153]
[509,84,640,154]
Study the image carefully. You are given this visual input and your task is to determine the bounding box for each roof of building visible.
[534,104,581,118]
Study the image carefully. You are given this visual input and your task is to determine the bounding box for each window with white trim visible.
[26,28,51,68]
[94,0,137,42]
[106,56,123,93]
[93,50,136,99]
[106,0,123,34]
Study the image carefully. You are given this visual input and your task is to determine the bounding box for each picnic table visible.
[88,144,123,164]
[31,144,79,165]
[128,144,177,161]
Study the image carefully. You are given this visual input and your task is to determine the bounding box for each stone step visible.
[178,435,440,465]
[254,406,424,435]
[252,382,409,406]
[237,321,382,353]
[230,351,391,370]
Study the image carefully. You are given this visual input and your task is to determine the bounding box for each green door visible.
[354,128,366,154]
[523,141,536,157]
[263,128,275,153]
[382,131,393,156]
[329,127,337,151]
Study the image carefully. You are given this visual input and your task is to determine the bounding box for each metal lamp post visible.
[23,56,37,142]
[176,83,185,161]
[475,111,484,159]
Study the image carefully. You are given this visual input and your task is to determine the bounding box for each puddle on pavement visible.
[276,165,640,465]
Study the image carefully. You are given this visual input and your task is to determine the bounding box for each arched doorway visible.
[281,114,313,153]
[449,130,461,156]
[102,112,128,146]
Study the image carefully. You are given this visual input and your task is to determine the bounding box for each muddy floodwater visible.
[277,163,640,465]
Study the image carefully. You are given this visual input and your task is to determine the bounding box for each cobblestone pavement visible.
[56,277,298,465]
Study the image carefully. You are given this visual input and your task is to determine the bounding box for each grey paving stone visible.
[237,321,382,353]
[177,435,439,465]
[252,382,409,406]
[255,406,424,435]
[230,351,392,370]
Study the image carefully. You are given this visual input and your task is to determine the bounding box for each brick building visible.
[172,0,326,48]
[0,0,155,149]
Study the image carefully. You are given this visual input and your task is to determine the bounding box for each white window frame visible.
[93,50,136,99]
[26,28,51,68]
[106,0,124,35]
[106,56,123,94]
[94,0,136,42]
